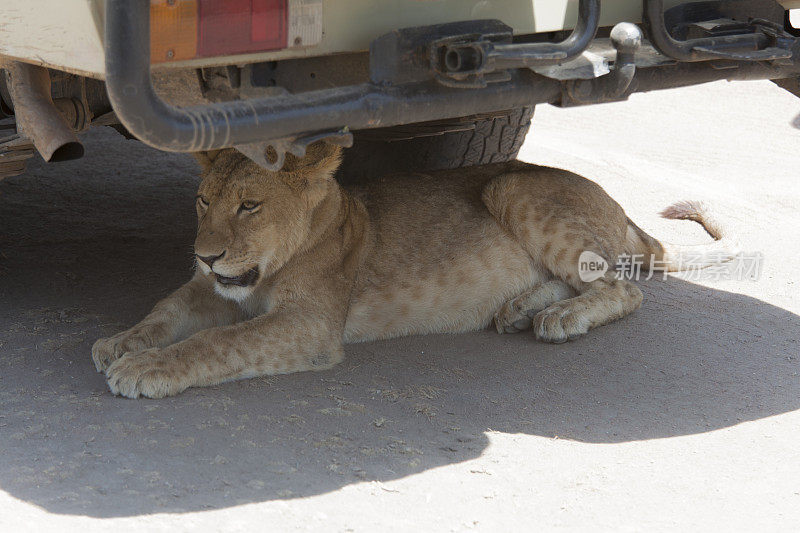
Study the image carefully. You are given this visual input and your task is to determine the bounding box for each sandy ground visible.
[1,80,799,531]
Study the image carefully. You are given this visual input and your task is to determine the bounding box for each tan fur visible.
[92,146,735,398]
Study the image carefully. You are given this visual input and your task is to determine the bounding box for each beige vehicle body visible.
[2,0,800,179]
[3,0,800,79]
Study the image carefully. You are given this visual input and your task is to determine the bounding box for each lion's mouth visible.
[215,267,260,287]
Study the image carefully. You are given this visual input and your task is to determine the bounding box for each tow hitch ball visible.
[563,22,644,105]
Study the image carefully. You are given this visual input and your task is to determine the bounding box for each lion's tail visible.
[624,201,739,272]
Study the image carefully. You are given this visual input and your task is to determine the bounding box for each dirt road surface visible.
[1,80,799,531]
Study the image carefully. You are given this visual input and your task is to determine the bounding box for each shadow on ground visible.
[1,130,798,517]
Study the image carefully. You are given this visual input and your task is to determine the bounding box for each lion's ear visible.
[307,142,343,180]
[283,142,343,180]
[193,149,227,171]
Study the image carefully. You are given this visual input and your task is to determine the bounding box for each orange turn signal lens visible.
[150,0,198,63]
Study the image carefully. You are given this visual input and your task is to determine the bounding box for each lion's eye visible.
[196,195,209,208]
[239,201,261,213]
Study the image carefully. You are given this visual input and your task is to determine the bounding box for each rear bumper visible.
[102,0,800,165]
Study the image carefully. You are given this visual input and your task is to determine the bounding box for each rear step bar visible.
[103,0,800,169]
[643,0,795,62]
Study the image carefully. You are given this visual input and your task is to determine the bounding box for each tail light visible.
[150,0,322,63]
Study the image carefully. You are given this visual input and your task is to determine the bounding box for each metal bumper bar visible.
[104,0,800,156]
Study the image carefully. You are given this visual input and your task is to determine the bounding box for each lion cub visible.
[92,143,734,398]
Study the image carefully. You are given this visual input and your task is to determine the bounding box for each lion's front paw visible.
[92,324,169,372]
[494,302,533,334]
[91,336,123,372]
[105,349,187,399]
[533,303,591,344]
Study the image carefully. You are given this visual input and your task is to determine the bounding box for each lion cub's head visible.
[193,143,342,301]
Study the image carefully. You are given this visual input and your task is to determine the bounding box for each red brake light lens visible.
[197,0,287,58]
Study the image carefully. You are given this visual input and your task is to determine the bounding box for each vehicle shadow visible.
[1,129,798,517]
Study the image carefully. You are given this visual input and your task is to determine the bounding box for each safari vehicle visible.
[2,0,800,180]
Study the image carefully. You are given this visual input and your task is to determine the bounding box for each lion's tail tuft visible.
[625,201,739,272]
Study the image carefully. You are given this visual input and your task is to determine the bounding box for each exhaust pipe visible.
[5,62,84,162]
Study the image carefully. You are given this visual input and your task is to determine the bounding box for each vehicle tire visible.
[336,106,534,183]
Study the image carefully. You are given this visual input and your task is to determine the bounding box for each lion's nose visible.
[196,251,225,269]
